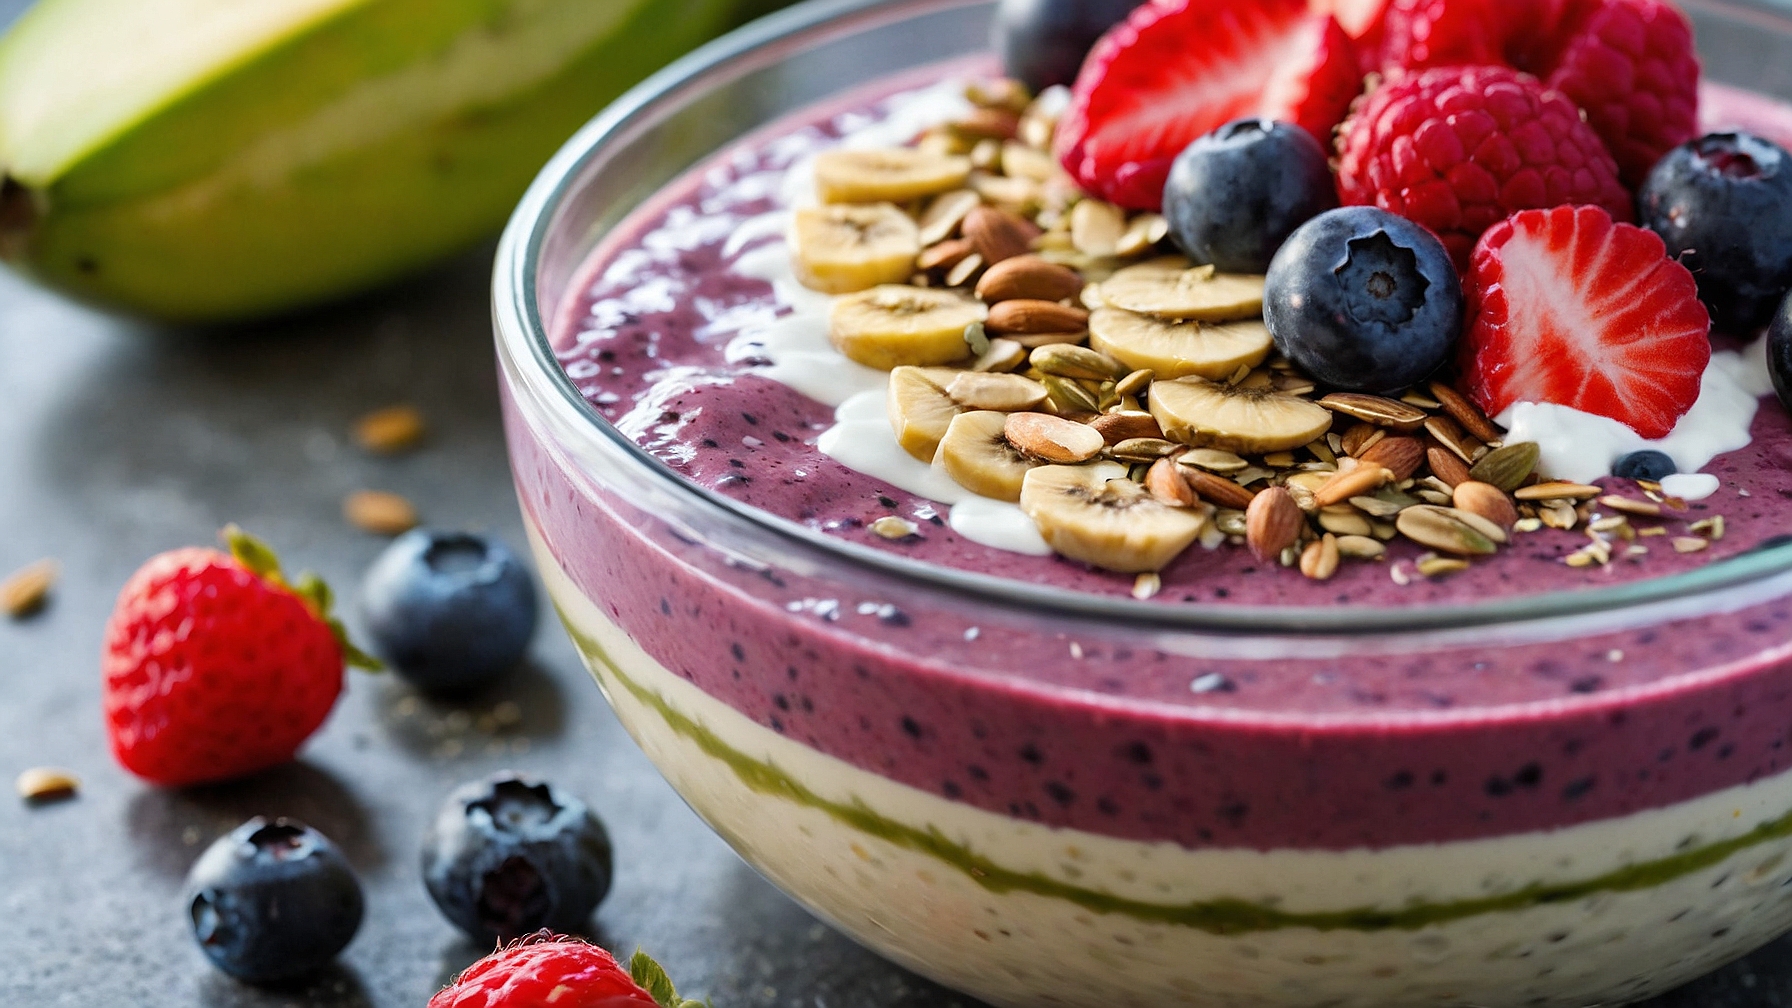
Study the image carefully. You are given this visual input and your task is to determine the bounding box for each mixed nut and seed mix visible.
[791,79,1732,584]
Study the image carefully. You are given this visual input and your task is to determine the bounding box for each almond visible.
[1313,464,1393,508]
[1358,436,1423,481]
[1427,445,1471,487]
[1339,421,1385,458]
[1182,468,1257,510]
[1428,380,1505,442]
[1452,481,1518,529]
[1245,486,1303,560]
[988,299,1090,336]
[976,255,1083,303]
[1299,534,1341,581]
[1004,412,1105,463]
[1145,457,1199,507]
[1089,411,1165,445]
[963,205,1038,264]
[918,238,975,271]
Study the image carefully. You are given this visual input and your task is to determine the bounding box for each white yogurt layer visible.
[1498,336,1775,485]
[529,524,1792,1008]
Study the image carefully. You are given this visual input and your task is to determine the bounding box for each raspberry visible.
[1336,65,1633,267]
[1375,0,1699,186]
[102,526,376,787]
[428,932,672,1008]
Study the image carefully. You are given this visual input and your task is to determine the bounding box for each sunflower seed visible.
[1320,393,1428,430]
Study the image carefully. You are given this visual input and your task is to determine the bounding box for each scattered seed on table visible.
[16,767,79,803]
[354,404,427,454]
[344,491,418,535]
[2,559,57,618]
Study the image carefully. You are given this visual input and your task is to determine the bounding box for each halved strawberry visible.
[1055,0,1363,210]
[1460,205,1711,440]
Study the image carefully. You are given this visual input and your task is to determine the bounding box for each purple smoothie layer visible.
[507,66,1792,849]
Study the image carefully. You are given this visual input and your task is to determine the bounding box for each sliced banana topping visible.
[790,204,920,294]
[1149,376,1333,454]
[945,371,1048,411]
[936,410,1040,502]
[814,148,973,204]
[1020,465,1207,573]
[886,366,966,463]
[830,286,985,370]
[1088,308,1273,380]
[1096,257,1265,321]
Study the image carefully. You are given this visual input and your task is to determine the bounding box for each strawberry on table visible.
[1336,65,1633,268]
[1054,0,1363,210]
[1374,0,1701,186]
[1459,204,1712,440]
[102,525,379,788]
[429,932,699,1008]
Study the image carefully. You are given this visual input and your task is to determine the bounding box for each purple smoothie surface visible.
[510,65,1792,848]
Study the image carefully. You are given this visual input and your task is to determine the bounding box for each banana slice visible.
[1097,257,1265,321]
[1088,308,1273,380]
[830,286,986,370]
[936,410,1040,502]
[1150,376,1333,454]
[1020,465,1207,573]
[887,366,967,462]
[814,148,974,204]
[790,204,920,294]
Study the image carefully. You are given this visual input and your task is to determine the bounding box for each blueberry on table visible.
[1638,132,1792,332]
[1263,206,1464,394]
[1769,289,1792,413]
[1164,118,1337,274]
[361,529,537,695]
[182,817,364,983]
[993,0,1140,93]
[423,773,614,946]
[1612,450,1678,481]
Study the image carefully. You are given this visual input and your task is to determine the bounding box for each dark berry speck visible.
[1613,450,1678,481]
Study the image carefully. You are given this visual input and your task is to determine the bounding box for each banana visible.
[1019,464,1207,573]
[829,284,984,370]
[1088,307,1273,380]
[0,0,758,321]
[935,410,1040,502]
[1149,375,1333,454]
[1096,257,1265,321]
[814,148,973,205]
[790,203,920,294]
[886,365,965,463]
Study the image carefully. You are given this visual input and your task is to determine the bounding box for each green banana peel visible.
[0,0,763,322]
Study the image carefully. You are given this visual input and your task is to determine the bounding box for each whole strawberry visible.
[1336,65,1633,267]
[429,932,700,1008]
[102,525,378,787]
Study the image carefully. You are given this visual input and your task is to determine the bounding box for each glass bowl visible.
[493,2,1792,1005]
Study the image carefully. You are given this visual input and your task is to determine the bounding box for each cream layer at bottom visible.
[526,521,1792,1008]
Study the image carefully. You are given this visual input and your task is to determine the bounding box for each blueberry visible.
[993,0,1139,93]
[1263,206,1464,394]
[1772,289,1792,413]
[1612,450,1678,481]
[422,773,613,946]
[1638,132,1792,332]
[182,817,363,983]
[1164,119,1337,274]
[361,529,537,694]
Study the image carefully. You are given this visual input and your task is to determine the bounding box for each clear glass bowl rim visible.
[493,0,1792,637]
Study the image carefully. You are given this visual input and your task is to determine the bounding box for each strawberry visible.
[1460,205,1711,439]
[102,526,379,788]
[1054,0,1363,210]
[1374,0,1700,186]
[429,932,696,1008]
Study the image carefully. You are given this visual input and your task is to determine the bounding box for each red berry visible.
[102,527,372,787]
[1055,0,1363,210]
[1375,0,1700,186]
[429,933,664,1008]
[1336,65,1633,268]
[1460,204,1711,440]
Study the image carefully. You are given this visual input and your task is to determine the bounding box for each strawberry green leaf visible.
[292,571,334,616]
[222,524,284,583]
[629,950,708,1008]
[330,620,384,672]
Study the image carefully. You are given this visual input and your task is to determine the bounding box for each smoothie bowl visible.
[493,0,1792,1004]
